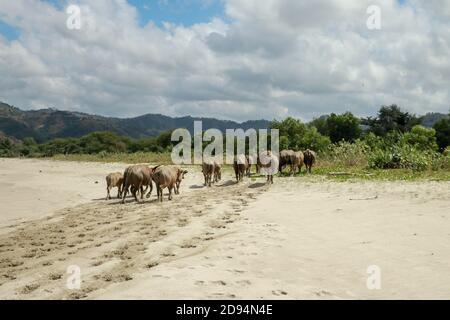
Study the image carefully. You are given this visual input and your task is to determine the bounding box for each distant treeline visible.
[273,105,450,151]
[0,130,174,157]
[1,105,449,171]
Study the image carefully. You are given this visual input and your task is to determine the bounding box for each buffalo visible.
[233,154,248,182]
[303,149,316,173]
[153,166,188,201]
[121,165,159,203]
[105,172,124,200]
[258,151,279,184]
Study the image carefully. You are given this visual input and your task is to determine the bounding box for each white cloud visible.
[0,0,449,121]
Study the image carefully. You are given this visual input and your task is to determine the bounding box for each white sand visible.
[0,158,124,228]
[0,158,449,299]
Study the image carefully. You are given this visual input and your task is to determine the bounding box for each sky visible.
[0,0,449,121]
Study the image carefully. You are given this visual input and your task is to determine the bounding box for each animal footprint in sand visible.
[180,241,197,249]
[19,283,40,294]
[272,290,288,296]
[145,262,159,269]
[315,290,332,297]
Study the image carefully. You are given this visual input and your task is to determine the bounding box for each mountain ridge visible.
[0,102,272,142]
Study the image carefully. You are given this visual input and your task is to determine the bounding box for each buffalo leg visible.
[132,185,140,202]
[146,183,153,198]
[121,184,129,204]
[156,185,161,202]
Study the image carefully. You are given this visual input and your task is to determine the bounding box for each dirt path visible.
[0,174,267,299]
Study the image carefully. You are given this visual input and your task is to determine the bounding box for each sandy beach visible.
[0,158,449,299]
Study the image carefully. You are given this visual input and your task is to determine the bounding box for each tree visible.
[433,117,450,152]
[401,125,438,152]
[271,117,308,150]
[325,112,362,143]
[301,126,331,152]
[309,115,329,136]
[366,105,420,136]
[156,130,175,150]
[272,117,330,152]
[0,137,16,156]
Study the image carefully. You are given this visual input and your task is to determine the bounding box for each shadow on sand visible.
[218,180,237,187]
[189,184,205,189]
[248,182,267,189]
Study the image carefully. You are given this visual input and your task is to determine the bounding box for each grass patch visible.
[51,152,172,164]
[24,152,450,181]
[305,160,450,181]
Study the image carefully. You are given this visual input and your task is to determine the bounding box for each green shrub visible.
[433,117,450,152]
[401,125,438,152]
[368,144,433,171]
[430,152,450,171]
[362,132,384,150]
[272,117,330,152]
[327,140,369,167]
[368,148,393,169]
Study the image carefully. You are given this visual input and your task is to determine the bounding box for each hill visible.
[0,102,271,142]
[421,112,448,128]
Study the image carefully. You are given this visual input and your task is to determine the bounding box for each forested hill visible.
[0,102,271,142]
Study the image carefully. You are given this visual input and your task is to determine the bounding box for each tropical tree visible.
[365,105,420,136]
[433,116,450,152]
[325,112,362,143]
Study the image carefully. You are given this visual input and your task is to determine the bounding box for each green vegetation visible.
[311,111,362,143]
[433,116,450,152]
[362,104,421,136]
[1,105,449,181]
[272,117,331,152]
[51,152,172,164]
[0,131,174,158]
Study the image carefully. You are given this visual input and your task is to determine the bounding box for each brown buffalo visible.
[174,166,188,195]
[245,154,258,176]
[153,166,188,201]
[303,149,316,173]
[213,161,222,183]
[258,151,279,184]
[294,151,304,174]
[105,172,124,200]
[233,154,248,182]
[279,150,296,174]
[202,160,214,187]
[279,149,305,174]
[121,165,159,203]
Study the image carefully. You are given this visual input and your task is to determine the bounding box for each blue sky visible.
[0,19,20,41]
[0,0,225,41]
[0,0,410,42]
[1,0,448,120]
[127,0,225,27]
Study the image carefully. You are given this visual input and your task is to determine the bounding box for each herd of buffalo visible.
[105,149,316,202]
